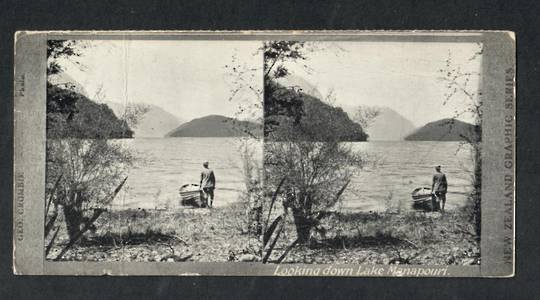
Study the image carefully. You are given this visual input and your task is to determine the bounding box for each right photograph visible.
[262,41,482,265]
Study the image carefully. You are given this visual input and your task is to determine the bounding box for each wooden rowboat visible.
[179,183,204,207]
[411,186,437,211]
[412,187,432,202]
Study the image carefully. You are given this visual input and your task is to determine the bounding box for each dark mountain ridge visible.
[405,118,480,142]
[166,115,262,137]
[47,83,133,139]
[264,79,368,142]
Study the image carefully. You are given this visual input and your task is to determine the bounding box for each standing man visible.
[200,161,216,208]
[431,165,448,213]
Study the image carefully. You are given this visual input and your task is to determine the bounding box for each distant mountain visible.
[341,106,416,141]
[275,74,323,99]
[405,118,480,142]
[276,77,416,141]
[48,72,89,97]
[47,84,133,139]
[104,102,182,138]
[165,115,262,137]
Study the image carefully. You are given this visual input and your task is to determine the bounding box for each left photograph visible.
[44,39,264,262]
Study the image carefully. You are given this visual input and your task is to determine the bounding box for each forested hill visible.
[165,115,262,137]
[264,80,368,142]
[405,118,480,142]
[46,83,133,139]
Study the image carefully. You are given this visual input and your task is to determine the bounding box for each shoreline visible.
[47,203,260,262]
[270,209,480,265]
[46,201,479,265]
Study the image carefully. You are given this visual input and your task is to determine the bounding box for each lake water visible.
[341,141,474,211]
[113,138,474,212]
[112,137,261,209]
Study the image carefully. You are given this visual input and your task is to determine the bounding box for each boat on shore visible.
[179,183,205,207]
[411,187,438,211]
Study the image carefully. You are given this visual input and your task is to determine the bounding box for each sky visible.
[284,41,483,127]
[57,40,262,122]
[57,40,482,127]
